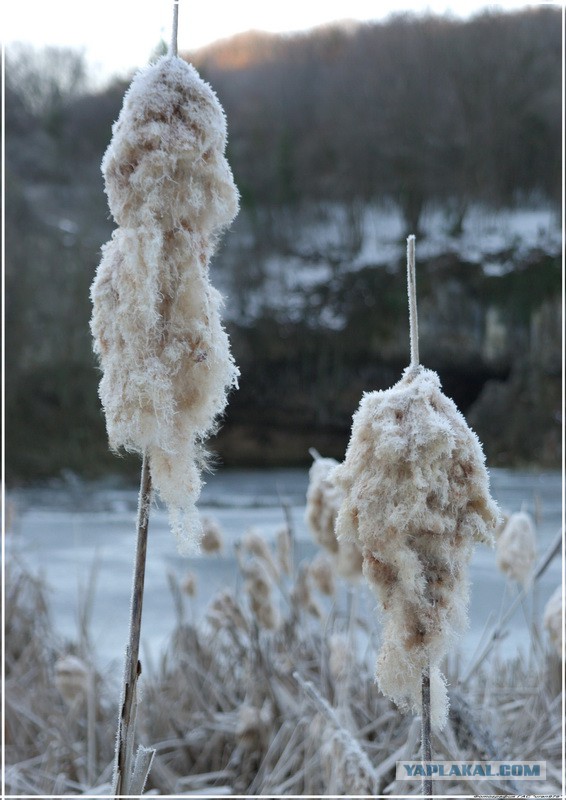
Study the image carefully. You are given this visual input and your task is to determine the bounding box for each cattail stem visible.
[407,234,419,368]
[407,236,432,792]
[170,0,179,58]
[421,665,433,796]
[113,454,152,797]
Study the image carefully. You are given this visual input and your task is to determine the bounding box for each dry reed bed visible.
[5,545,562,797]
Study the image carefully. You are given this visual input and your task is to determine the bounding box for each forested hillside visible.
[5,8,562,480]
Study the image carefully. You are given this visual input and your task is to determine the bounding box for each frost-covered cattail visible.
[333,365,499,730]
[242,529,279,579]
[181,570,197,597]
[243,559,280,630]
[200,517,223,554]
[496,511,536,587]
[54,655,89,705]
[309,552,336,596]
[333,240,499,733]
[495,510,510,537]
[206,589,246,632]
[236,705,263,748]
[90,54,239,554]
[306,457,341,554]
[292,563,323,619]
[276,524,292,576]
[235,701,272,748]
[335,540,363,582]
[305,453,363,581]
[543,585,563,657]
[328,633,351,683]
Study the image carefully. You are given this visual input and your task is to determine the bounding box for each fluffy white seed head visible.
[102,57,236,232]
[292,563,323,619]
[334,540,363,582]
[309,552,336,596]
[305,453,363,582]
[200,517,224,554]
[90,56,239,554]
[242,529,279,579]
[236,705,263,748]
[181,570,197,597]
[243,558,280,630]
[236,701,273,748]
[206,589,246,631]
[496,511,537,587]
[333,366,499,730]
[328,633,351,683]
[305,457,342,554]
[543,585,563,657]
[54,655,89,705]
[276,524,293,576]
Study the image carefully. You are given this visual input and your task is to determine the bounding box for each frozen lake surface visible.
[6,466,562,680]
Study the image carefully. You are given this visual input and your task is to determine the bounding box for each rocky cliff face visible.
[5,187,561,478]
[212,226,561,469]
[467,296,561,467]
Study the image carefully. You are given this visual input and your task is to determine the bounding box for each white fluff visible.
[200,517,224,554]
[305,457,342,554]
[305,455,363,581]
[54,655,89,705]
[90,56,239,553]
[333,366,499,730]
[496,511,536,587]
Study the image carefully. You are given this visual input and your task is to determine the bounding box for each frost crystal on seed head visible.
[333,365,499,730]
[90,56,239,553]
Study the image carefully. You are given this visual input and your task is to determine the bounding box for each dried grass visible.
[5,545,562,797]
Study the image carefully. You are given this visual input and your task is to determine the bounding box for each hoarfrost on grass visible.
[90,56,239,554]
[333,365,499,729]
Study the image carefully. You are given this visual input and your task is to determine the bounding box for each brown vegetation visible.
[5,543,562,796]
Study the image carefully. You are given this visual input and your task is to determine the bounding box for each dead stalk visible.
[408,235,434,786]
[421,665,433,796]
[113,454,152,797]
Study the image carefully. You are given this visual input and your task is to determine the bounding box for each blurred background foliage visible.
[5,8,562,481]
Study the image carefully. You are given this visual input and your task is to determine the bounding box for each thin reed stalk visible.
[407,234,419,368]
[170,0,179,57]
[421,665,433,796]
[408,235,433,791]
[113,454,153,797]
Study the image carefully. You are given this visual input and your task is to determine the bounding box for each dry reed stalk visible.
[113,453,154,797]
[421,666,432,796]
